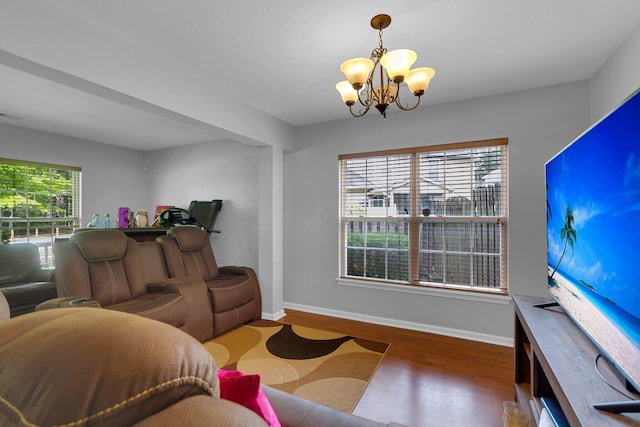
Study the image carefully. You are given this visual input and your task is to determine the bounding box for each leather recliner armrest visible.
[218,266,249,276]
[146,277,207,297]
[261,385,407,427]
[132,395,268,427]
[29,266,56,283]
[147,278,214,342]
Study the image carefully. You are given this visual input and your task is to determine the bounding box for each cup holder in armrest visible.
[68,298,93,305]
[36,297,101,310]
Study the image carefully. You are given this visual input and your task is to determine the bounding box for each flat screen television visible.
[546,86,640,413]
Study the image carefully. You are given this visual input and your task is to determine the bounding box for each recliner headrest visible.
[168,227,208,251]
[0,243,41,285]
[71,230,129,261]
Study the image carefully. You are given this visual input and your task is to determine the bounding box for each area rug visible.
[203,319,389,412]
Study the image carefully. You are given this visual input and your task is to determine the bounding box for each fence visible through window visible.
[339,139,508,294]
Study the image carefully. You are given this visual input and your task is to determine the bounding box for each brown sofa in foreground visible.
[0,242,56,317]
[0,302,405,427]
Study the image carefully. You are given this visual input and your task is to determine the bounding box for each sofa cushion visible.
[106,292,187,328]
[138,241,169,283]
[0,308,218,427]
[0,243,41,285]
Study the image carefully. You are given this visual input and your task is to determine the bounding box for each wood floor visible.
[281,309,514,427]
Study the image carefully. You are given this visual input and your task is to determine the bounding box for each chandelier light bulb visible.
[340,58,375,90]
[380,49,417,83]
[336,81,359,105]
[405,67,436,96]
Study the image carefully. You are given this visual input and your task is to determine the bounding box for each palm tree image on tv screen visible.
[549,205,576,281]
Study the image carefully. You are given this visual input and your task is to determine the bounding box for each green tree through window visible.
[1,158,81,266]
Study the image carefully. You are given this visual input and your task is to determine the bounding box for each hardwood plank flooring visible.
[281,309,514,427]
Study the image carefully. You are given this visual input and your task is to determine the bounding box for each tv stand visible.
[513,295,640,426]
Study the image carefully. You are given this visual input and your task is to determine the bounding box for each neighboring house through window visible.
[339,138,508,294]
[0,158,81,267]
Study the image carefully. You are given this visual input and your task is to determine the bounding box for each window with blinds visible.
[339,138,508,294]
[0,158,81,267]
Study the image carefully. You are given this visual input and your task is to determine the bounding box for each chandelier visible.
[335,14,435,119]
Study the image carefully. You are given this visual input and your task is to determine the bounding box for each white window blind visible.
[339,139,508,294]
[0,158,81,267]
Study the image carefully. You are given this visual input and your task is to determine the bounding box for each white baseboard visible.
[261,309,286,321]
[280,302,513,347]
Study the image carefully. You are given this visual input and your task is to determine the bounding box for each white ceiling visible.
[1,0,639,150]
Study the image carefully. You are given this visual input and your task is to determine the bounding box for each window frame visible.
[0,157,82,267]
[338,138,509,297]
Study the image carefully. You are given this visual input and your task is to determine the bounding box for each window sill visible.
[336,277,512,305]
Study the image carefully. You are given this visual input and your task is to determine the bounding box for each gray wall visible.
[144,140,260,270]
[285,81,590,344]
[282,23,640,344]
[590,24,640,120]
[0,123,148,225]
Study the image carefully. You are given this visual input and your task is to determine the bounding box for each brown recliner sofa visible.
[0,242,56,317]
[47,227,259,342]
[50,229,202,337]
[158,226,262,337]
[0,304,405,427]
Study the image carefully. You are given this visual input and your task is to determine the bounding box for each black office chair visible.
[188,200,223,235]
[157,200,222,235]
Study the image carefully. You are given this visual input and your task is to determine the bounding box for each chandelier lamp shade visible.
[336,14,435,119]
